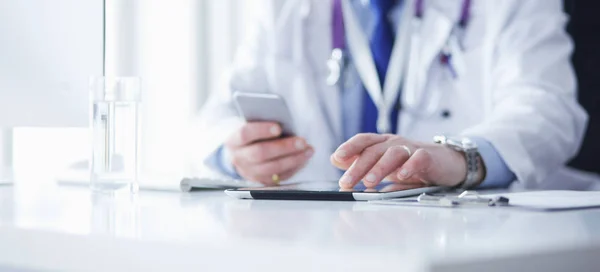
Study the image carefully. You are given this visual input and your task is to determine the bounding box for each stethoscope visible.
[425,0,472,78]
[327,0,472,133]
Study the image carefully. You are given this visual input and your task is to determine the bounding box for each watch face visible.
[446,138,462,147]
[461,138,478,150]
[433,136,477,151]
[446,137,478,150]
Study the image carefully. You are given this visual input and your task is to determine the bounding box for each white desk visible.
[1,180,600,271]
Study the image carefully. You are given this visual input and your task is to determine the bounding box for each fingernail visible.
[339,175,353,185]
[270,125,280,136]
[295,139,305,150]
[305,149,314,157]
[399,169,410,178]
[334,150,347,160]
[365,173,377,183]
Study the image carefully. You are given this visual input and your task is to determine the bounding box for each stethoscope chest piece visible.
[326,48,345,86]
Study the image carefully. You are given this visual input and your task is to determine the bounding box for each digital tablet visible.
[224,182,447,201]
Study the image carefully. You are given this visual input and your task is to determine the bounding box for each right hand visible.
[225,122,314,185]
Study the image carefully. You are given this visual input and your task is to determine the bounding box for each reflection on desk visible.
[1,183,600,271]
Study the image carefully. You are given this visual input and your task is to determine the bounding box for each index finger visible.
[331,133,388,163]
[330,154,359,171]
[227,122,282,148]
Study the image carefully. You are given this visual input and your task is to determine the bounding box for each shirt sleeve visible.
[470,137,516,188]
[204,145,241,179]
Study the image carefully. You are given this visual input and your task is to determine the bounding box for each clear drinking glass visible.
[89,76,141,195]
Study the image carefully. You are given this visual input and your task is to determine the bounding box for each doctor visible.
[196,0,593,189]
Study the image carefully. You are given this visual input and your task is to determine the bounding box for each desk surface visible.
[1,181,600,271]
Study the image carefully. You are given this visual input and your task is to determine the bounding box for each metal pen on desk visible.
[369,191,510,208]
[418,191,510,207]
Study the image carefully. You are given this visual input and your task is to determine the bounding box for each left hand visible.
[330,133,469,189]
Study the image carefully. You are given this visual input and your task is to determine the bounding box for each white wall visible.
[0,0,103,183]
[0,0,104,127]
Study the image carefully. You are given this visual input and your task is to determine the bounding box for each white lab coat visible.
[193,0,599,190]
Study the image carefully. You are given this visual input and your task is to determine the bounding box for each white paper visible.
[179,177,262,192]
[483,190,600,211]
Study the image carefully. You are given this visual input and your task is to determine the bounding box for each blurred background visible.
[0,0,597,188]
[564,0,600,176]
[0,0,255,186]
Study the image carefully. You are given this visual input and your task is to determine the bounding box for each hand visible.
[225,122,314,185]
[330,133,470,189]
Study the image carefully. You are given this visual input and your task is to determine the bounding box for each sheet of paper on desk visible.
[482,191,600,211]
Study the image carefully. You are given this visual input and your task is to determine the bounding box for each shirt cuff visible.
[470,137,516,189]
[204,145,241,179]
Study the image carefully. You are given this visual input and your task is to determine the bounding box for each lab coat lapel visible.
[399,4,454,133]
[413,7,454,97]
[280,0,342,181]
[304,0,343,145]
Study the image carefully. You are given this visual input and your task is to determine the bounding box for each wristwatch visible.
[433,135,482,189]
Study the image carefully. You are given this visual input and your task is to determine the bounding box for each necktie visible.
[360,0,399,134]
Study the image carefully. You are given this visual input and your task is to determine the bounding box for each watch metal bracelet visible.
[433,135,480,189]
[463,149,480,189]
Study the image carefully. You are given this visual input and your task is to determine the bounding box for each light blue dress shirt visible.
[207,0,515,188]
